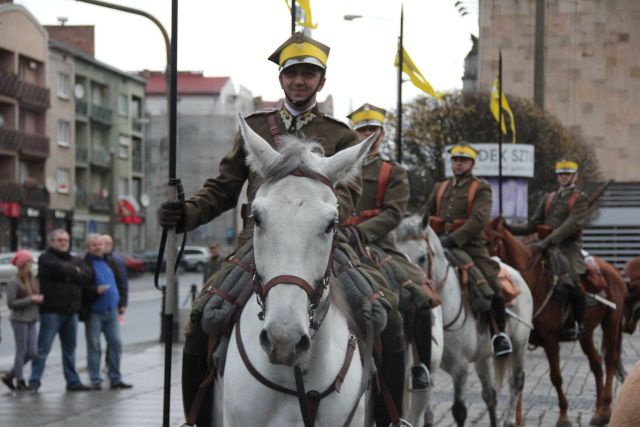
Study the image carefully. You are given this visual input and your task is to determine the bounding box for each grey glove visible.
[399,287,412,312]
[440,235,456,250]
[529,239,550,254]
[212,336,229,375]
[158,200,185,229]
[371,299,388,336]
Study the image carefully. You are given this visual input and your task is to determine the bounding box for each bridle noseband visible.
[250,167,337,333]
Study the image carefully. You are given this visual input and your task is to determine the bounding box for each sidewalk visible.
[0,340,186,427]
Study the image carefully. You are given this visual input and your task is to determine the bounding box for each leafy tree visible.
[383,91,603,214]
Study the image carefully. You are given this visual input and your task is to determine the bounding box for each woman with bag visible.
[1,250,43,391]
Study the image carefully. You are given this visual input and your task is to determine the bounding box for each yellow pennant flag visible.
[395,47,442,101]
[490,78,516,143]
[284,0,318,29]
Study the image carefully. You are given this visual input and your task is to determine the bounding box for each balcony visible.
[0,181,49,209]
[132,155,143,173]
[90,145,111,168]
[76,144,88,164]
[91,104,113,125]
[89,193,111,213]
[18,132,49,159]
[0,128,20,152]
[75,190,87,208]
[0,71,49,110]
[76,100,88,116]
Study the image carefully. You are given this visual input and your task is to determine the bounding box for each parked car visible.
[0,250,41,287]
[133,250,164,273]
[114,252,145,276]
[180,246,210,272]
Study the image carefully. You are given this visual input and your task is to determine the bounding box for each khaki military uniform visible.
[353,154,431,309]
[511,187,589,281]
[426,172,499,294]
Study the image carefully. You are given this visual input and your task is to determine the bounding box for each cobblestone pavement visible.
[2,330,639,426]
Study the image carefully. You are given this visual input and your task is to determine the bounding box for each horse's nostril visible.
[295,334,311,354]
[259,329,272,352]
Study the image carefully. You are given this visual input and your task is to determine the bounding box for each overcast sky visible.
[16,0,478,121]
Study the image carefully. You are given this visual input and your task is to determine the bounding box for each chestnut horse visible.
[485,216,626,427]
[623,256,640,333]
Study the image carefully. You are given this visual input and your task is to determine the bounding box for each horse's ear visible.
[317,133,376,184]
[238,115,279,177]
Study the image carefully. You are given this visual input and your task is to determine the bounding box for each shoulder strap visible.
[567,191,579,213]
[466,179,480,217]
[266,113,282,149]
[545,191,557,214]
[375,161,393,209]
[435,179,451,217]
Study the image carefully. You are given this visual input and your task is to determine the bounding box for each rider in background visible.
[344,103,434,395]
[424,143,513,357]
[507,160,588,339]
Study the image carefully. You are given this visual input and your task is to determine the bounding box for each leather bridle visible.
[249,167,338,333]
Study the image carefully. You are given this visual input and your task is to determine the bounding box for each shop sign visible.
[444,143,535,178]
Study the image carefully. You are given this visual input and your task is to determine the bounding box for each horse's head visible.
[240,116,373,366]
[394,215,429,268]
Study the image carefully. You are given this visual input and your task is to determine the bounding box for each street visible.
[1,271,639,425]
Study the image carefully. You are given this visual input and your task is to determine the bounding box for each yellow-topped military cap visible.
[555,159,578,174]
[268,32,330,71]
[449,142,478,160]
[348,103,387,130]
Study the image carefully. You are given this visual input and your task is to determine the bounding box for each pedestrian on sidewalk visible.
[29,229,93,392]
[1,250,43,391]
[83,234,132,391]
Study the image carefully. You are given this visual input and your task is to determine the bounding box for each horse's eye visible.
[418,255,427,265]
[252,212,262,228]
[325,219,336,234]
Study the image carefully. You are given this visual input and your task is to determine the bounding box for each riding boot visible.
[569,285,586,339]
[374,348,405,426]
[490,294,512,358]
[411,307,432,391]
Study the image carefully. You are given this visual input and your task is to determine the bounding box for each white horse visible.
[403,296,444,427]
[394,215,533,427]
[213,118,375,426]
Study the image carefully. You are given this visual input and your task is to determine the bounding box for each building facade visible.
[141,71,254,250]
[477,0,640,182]
[0,4,50,251]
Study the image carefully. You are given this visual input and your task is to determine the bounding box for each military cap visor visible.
[348,104,386,130]
[449,144,478,160]
[555,160,579,174]
[269,33,330,71]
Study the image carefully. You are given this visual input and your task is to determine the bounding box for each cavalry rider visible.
[507,159,588,339]
[345,103,434,395]
[158,32,392,425]
[424,143,513,357]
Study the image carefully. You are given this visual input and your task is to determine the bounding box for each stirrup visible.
[408,363,431,392]
[389,419,414,427]
[491,332,513,358]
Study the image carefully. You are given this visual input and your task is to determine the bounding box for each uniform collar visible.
[453,171,474,186]
[558,184,576,195]
[364,152,381,166]
[279,104,318,132]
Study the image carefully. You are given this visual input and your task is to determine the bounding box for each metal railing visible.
[90,104,113,125]
[0,71,49,110]
[76,100,88,116]
[132,155,143,173]
[89,193,111,213]
[0,181,49,208]
[76,144,89,163]
[90,145,111,168]
[19,133,49,158]
[75,190,88,208]
[0,128,20,152]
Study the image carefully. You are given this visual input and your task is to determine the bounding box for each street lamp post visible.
[344,9,404,163]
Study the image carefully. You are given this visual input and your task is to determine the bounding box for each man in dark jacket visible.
[83,233,131,390]
[28,229,93,392]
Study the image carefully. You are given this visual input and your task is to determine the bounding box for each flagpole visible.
[498,50,504,215]
[291,0,296,34]
[396,4,403,163]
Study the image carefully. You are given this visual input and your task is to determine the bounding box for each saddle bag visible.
[537,224,552,239]
[445,249,493,317]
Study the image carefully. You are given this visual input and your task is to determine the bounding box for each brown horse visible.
[623,256,640,333]
[485,216,626,427]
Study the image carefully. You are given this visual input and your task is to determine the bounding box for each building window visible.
[58,120,71,147]
[56,168,70,193]
[57,73,70,99]
[118,134,130,159]
[117,177,129,197]
[118,94,129,117]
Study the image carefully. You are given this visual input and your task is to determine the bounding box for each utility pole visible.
[534,0,545,108]
[396,5,404,163]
